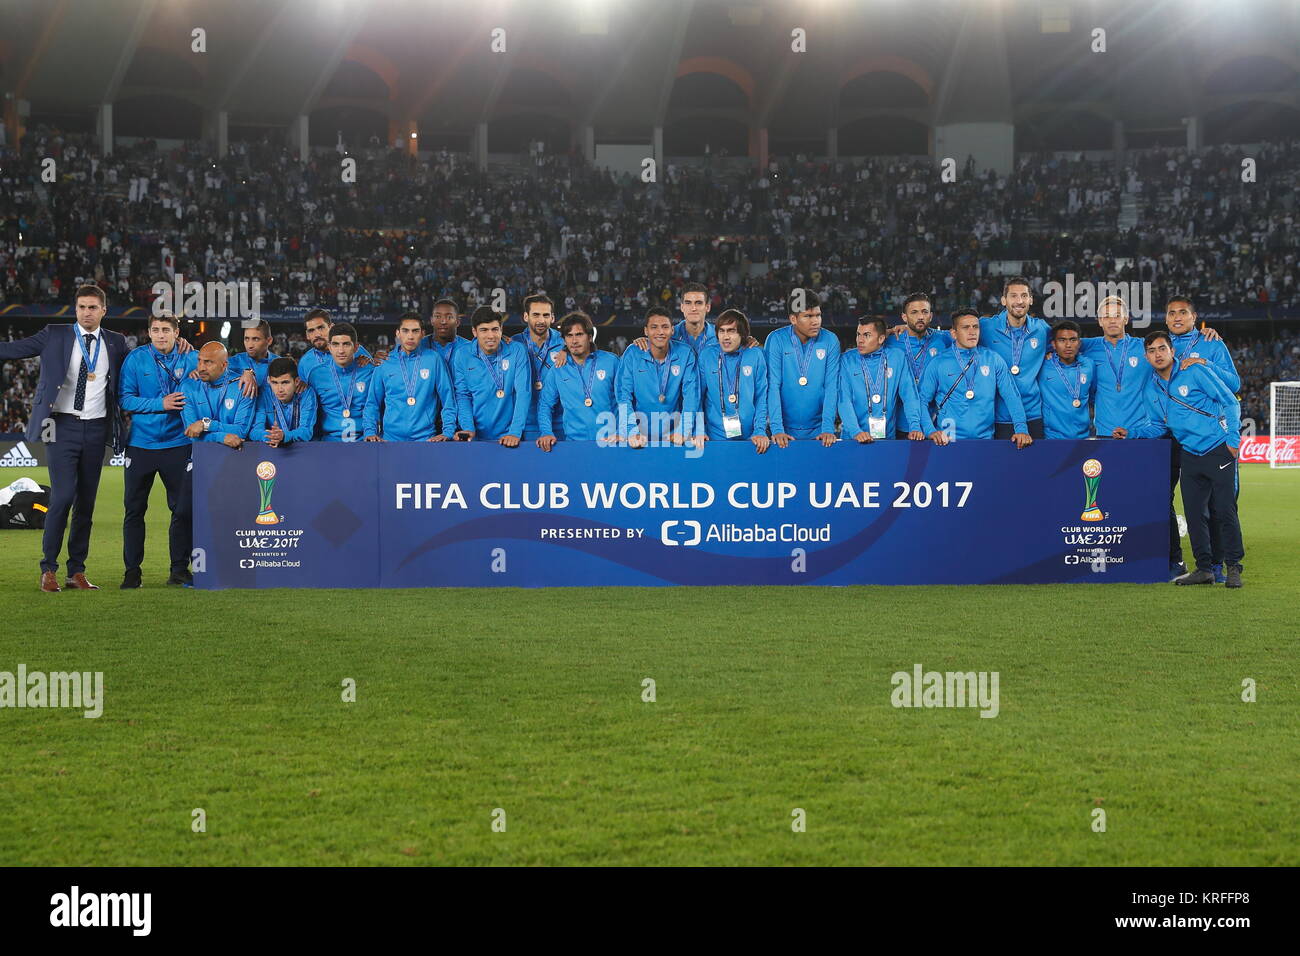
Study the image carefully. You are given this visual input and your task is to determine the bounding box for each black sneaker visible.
[1168,561,1188,582]
[165,573,193,588]
[1175,568,1216,586]
[1225,565,1243,589]
[120,568,142,590]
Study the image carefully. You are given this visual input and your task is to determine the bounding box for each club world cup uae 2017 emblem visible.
[255,461,279,525]
[1081,458,1103,522]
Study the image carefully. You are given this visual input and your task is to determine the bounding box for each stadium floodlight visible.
[576,0,609,35]
[1269,381,1300,469]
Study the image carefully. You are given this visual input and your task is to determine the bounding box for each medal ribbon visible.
[794,334,815,382]
[860,351,887,412]
[1007,322,1028,368]
[527,337,551,386]
[271,394,298,433]
[328,361,357,416]
[719,351,742,412]
[1173,331,1202,361]
[1050,355,1083,405]
[904,333,927,384]
[477,345,505,394]
[399,348,419,403]
[76,329,102,378]
[150,345,182,391]
[652,353,671,401]
[959,349,979,394]
[1103,335,1129,391]
[577,352,598,406]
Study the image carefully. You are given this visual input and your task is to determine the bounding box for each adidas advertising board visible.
[0,440,125,468]
[0,441,39,468]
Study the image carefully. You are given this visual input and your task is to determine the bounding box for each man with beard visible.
[885,293,952,439]
[979,277,1051,440]
[841,318,924,443]
[511,294,565,441]
[297,309,372,381]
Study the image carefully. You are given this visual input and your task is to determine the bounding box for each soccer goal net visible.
[1270,382,1300,469]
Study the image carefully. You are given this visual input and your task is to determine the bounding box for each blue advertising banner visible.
[192,439,1169,588]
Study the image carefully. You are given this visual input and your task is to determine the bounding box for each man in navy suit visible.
[0,285,130,591]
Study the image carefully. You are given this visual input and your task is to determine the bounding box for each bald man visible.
[180,342,254,449]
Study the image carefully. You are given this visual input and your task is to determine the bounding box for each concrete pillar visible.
[827,127,838,161]
[652,125,663,174]
[3,96,24,150]
[749,126,768,170]
[933,122,1015,176]
[582,124,595,163]
[97,103,113,157]
[292,115,309,163]
[475,121,488,171]
[1185,115,1202,151]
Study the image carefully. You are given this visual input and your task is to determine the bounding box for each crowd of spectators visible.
[2,125,1299,433]
[3,128,1300,324]
[1234,329,1300,435]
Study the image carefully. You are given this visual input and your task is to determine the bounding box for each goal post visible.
[1269,382,1300,469]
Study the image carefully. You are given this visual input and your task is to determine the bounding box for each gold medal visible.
[658,393,666,402]
[87,372,96,381]
[798,376,808,386]
[584,397,593,407]
[728,394,738,405]
[1010,365,1020,375]
[496,389,505,399]
[1072,398,1081,408]
[407,396,417,406]
[535,381,543,391]
[342,409,350,418]
[871,393,882,404]
[965,389,975,399]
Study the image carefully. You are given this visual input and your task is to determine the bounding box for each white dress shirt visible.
[52,325,108,419]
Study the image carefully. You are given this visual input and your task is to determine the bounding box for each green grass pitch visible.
[0,465,1296,866]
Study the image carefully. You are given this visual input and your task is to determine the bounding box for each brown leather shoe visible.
[40,571,61,592]
[64,573,100,590]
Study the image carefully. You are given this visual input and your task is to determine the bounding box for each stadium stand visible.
[3,125,1299,435]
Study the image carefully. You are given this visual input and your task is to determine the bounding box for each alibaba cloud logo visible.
[660,519,701,546]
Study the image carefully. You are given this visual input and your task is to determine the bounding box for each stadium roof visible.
[2,0,1299,153]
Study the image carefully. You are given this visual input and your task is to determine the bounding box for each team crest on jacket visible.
[420,368,430,379]
[501,359,510,370]
[224,398,235,409]
[816,348,826,360]
[743,365,752,376]
[1129,356,1139,367]
[1178,385,1189,397]
[1080,373,1087,383]
[980,365,990,376]
[671,365,681,376]
[596,369,606,380]
[1030,338,1039,349]
[1191,352,1200,358]
[356,382,366,392]
[929,347,937,357]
